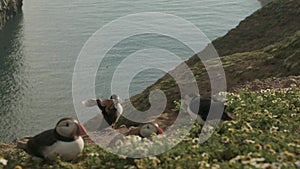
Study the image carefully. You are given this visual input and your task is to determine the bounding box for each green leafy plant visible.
[1,87,299,168]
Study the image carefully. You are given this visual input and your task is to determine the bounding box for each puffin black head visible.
[110,94,120,100]
[16,117,87,161]
[55,118,87,140]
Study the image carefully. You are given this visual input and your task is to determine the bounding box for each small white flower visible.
[255,163,271,169]
[192,144,199,149]
[295,161,300,168]
[0,158,8,166]
[119,155,127,159]
[290,83,297,87]
[192,138,199,144]
[198,161,210,167]
[229,155,242,165]
[244,139,255,144]
[211,163,220,169]
[271,162,282,169]
[88,152,95,157]
[174,156,181,160]
[222,136,230,143]
[288,143,300,148]
[257,96,263,101]
[253,157,265,162]
[270,126,278,134]
[201,153,209,160]
[291,113,297,118]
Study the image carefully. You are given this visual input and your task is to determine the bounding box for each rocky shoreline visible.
[0,0,22,30]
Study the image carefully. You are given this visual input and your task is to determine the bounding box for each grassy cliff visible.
[1,87,300,169]
[213,0,300,56]
[127,0,300,123]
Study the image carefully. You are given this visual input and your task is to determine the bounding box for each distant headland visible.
[0,0,22,30]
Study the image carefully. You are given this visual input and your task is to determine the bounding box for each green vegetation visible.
[1,87,300,168]
[124,29,300,128]
[125,0,300,122]
[212,0,300,56]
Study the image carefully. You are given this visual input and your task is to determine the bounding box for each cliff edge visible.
[0,0,22,30]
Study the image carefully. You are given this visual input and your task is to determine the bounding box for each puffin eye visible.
[66,123,69,127]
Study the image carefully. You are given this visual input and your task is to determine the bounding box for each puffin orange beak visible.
[77,123,87,136]
[157,127,164,135]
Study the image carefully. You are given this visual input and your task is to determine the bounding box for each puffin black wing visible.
[26,129,57,158]
[96,99,118,126]
[189,96,211,120]
[189,96,230,121]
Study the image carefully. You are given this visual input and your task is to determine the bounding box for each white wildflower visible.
[244,139,255,144]
[0,158,8,166]
[211,163,220,169]
[257,96,263,101]
[295,161,300,168]
[174,156,181,161]
[192,138,199,144]
[201,153,209,160]
[119,155,127,159]
[271,162,282,169]
[91,152,99,157]
[269,126,278,134]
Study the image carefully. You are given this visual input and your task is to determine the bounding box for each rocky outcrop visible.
[0,0,22,30]
[258,0,273,6]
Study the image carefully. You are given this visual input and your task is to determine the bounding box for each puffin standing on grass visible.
[17,118,87,161]
[109,122,164,146]
[186,95,235,125]
[82,94,123,128]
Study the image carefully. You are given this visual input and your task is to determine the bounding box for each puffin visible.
[82,94,123,128]
[138,123,164,138]
[17,118,87,161]
[186,95,235,124]
[107,123,164,146]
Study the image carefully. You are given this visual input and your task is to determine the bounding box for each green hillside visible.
[2,87,299,168]
[127,0,300,123]
[213,0,300,56]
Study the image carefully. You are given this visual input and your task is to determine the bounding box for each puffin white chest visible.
[115,103,123,115]
[43,137,84,161]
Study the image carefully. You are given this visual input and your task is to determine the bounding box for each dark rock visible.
[0,0,23,30]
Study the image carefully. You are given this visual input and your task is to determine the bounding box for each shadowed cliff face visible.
[0,0,23,30]
[0,13,25,142]
[258,0,273,6]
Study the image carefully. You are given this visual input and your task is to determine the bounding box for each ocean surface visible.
[0,0,261,142]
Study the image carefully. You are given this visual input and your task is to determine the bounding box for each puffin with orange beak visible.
[17,117,87,161]
[139,123,164,138]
